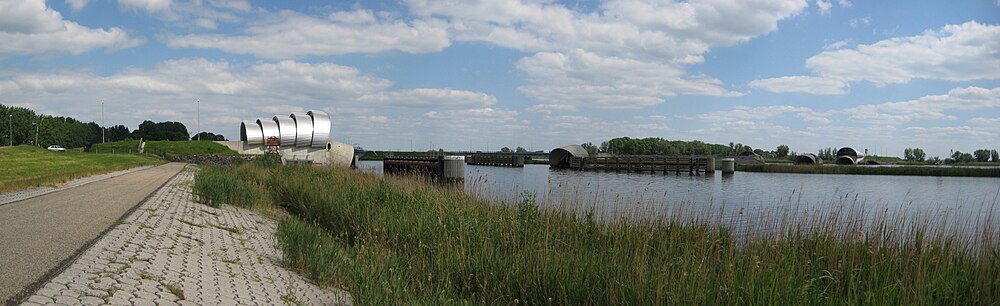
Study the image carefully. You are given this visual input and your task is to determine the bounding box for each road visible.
[0,163,186,305]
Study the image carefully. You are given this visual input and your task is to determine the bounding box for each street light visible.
[197,99,200,141]
[101,100,105,143]
[32,121,38,147]
[8,114,12,146]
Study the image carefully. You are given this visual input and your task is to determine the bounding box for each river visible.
[359,161,1000,234]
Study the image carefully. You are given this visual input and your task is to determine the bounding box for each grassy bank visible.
[193,160,1000,304]
[90,140,237,156]
[739,164,1000,177]
[0,145,164,192]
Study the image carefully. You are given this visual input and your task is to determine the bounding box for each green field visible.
[738,164,1000,177]
[90,140,237,156]
[0,146,164,192]
[193,159,999,304]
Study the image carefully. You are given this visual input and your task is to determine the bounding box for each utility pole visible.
[197,99,201,141]
[34,119,39,147]
[101,100,105,143]
[8,114,12,146]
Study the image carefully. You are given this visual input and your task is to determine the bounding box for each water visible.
[359,161,1000,232]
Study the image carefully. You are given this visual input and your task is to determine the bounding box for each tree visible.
[913,148,926,162]
[950,151,975,164]
[904,148,914,161]
[515,146,527,153]
[992,149,999,163]
[581,142,598,156]
[132,121,189,141]
[500,146,511,153]
[818,147,835,161]
[973,149,992,162]
[775,145,789,158]
[191,132,227,141]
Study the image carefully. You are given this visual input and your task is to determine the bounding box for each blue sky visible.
[1,0,998,157]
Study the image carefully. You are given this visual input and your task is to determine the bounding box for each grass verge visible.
[739,164,1000,177]
[91,140,237,156]
[0,145,164,192]
[195,159,1000,304]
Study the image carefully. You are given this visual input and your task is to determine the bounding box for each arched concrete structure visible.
[549,144,590,167]
[794,153,822,165]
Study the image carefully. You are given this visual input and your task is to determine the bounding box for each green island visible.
[193,158,999,304]
[0,146,164,192]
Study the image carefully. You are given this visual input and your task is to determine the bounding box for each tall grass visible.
[196,161,1000,304]
[739,164,1000,177]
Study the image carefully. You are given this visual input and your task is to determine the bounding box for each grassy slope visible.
[193,161,1000,304]
[91,140,237,156]
[738,164,1000,177]
[0,146,164,192]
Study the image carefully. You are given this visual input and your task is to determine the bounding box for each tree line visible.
[1,104,226,149]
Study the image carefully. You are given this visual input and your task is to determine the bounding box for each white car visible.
[47,145,66,152]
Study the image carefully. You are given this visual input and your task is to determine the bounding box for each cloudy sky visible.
[1,0,998,156]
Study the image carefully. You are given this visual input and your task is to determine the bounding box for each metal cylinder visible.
[720,158,735,174]
[706,157,716,173]
[442,156,465,182]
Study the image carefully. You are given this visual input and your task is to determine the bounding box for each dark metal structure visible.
[794,153,822,165]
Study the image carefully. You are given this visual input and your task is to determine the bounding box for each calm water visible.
[359,161,1000,229]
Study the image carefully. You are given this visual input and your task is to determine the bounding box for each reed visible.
[739,164,1000,177]
[195,161,1000,304]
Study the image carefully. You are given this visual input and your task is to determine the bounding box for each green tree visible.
[973,149,992,162]
[904,148,914,161]
[515,146,527,153]
[775,145,790,158]
[580,142,598,156]
[992,149,999,162]
[913,148,926,162]
[192,132,227,141]
[500,146,511,153]
[950,151,975,164]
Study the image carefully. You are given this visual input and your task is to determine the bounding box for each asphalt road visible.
[0,163,186,305]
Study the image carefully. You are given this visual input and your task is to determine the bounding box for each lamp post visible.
[101,100,105,143]
[197,99,200,141]
[33,121,38,147]
[8,114,11,146]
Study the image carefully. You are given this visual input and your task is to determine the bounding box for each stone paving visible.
[20,166,352,305]
[0,166,153,207]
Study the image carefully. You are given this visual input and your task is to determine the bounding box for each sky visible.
[0,0,998,157]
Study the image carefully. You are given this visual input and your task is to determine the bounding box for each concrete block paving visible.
[21,167,352,305]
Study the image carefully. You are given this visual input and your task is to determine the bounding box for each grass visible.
[91,140,237,156]
[194,159,1000,304]
[0,145,164,192]
[739,164,1000,177]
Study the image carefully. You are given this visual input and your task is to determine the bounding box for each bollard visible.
[721,158,735,174]
[442,156,465,185]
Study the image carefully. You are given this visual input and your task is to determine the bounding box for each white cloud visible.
[65,0,89,11]
[807,21,1000,85]
[695,105,831,124]
[968,117,1000,125]
[117,0,172,13]
[0,58,505,143]
[848,16,870,28]
[838,0,852,7]
[517,49,741,109]
[816,0,832,15]
[0,0,143,57]
[843,86,1000,124]
[525,104,578,114]
[822,40,848,50]
[749,76,848,95]
[168,10,451,58]
[359,88,496,109]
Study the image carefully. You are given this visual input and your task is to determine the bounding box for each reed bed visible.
[738,164,1000,177]
[194,159,1000,304]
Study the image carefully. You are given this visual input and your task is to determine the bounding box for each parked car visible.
[47,145,66,152]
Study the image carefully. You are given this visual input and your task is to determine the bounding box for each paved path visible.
[20,167,352,305]
[0,166,155,207]
[1,163,186,305]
